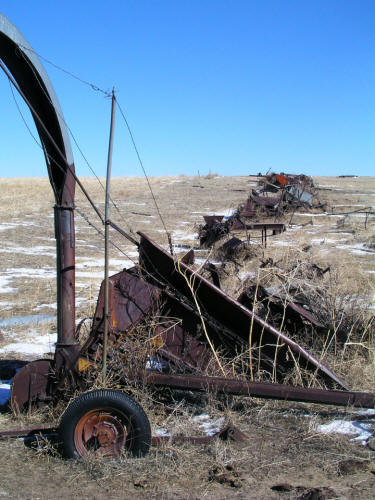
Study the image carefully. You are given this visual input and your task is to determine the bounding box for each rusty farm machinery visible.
[1,13,375,460]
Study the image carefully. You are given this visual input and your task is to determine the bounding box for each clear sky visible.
[0,0,374,178]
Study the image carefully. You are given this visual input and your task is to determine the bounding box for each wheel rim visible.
[74,408,132,457]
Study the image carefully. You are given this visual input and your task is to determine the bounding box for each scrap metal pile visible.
[80,232,348,393]
[198,172,320,248]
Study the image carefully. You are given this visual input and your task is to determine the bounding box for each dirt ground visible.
[0,174,374,499]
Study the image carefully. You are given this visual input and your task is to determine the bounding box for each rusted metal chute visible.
[0,13,80,407]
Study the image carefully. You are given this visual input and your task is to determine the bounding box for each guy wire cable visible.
[15,46,135,236]
[16,44,181,254]
[7,73,138,264]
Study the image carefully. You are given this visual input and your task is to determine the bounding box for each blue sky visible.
[0,1,374,177]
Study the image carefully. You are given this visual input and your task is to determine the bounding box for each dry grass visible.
[0,174,375,498]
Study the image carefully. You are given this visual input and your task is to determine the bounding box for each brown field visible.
[0,174,374,499]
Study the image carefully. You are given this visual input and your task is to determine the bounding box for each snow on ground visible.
[0,277,16,294]
[76,257,137,268]
[192,414,225,436]
[0,245,55,257]
[333,204,367,208]
[239,271,257,280]
[271,240,291,247]
[0,314,55,328]
[0,221,39,231]
[154,414,226,439]
[34,303,57,311]
[0,332,57,357]
[4,267,55,279]
[122,202,146,206]
[311,237,347,245]
[154,428,170,437]
[194,258,221,266]
[172,230,197,240]
[336,243,375,255]
[316,418,374,446]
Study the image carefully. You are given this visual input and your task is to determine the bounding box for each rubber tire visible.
[59,389,151,459]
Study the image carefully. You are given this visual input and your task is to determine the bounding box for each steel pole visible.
[102,88,116,381]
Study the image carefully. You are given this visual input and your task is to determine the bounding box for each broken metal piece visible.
[237,284,325,329]
[203,215,224,226]
[11,359,53,412]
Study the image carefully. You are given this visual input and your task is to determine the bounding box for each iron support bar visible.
[144,372,375,409]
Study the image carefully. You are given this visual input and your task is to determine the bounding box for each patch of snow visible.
[220,208,237,218]
[333,204,366,207]
[239,271,257,280]
[123,202,146,206]
[0,332,57,356]
[297,213,332,217]
[5,267,55,279]
[154,428,170,437]
[192,414,225,436]
[77,258,134,268]
[272,240,291,247]
[0,301,13,310]
[0,314,55,328]
[194,258,221,266]
[357,409,375,417]
[75,271,106,279]
[0,221,38,231]
[34,303,57,311]
[336,243,374,255]
[172,230,197,241]
[311,238,344,245]
[0,245,55,257]
[0,277,16,294]
[316,419,373,445]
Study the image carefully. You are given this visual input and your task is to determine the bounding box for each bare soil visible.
[0,175,374,499]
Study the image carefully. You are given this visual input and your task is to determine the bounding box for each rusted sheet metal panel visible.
[230,221,285,233]
[240,199,257,217]
[249,193,281,208]
[92,269,161,334]
[11,360,52,412]
[276,173,288,186]
[155,321,212,371]
[219,237,242,252]
[144,372,375,408]
[238,285,324,329]
[138,233,348,390]
[181,249,195,265]
[282,298,324,328]
[203,215,224,226]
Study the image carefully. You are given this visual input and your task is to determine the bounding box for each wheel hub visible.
[75,410,127,457]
